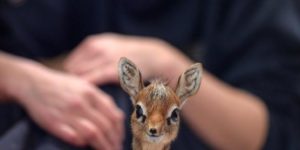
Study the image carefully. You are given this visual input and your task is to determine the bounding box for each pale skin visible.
[0,52,124,150]
[0,33,268,150]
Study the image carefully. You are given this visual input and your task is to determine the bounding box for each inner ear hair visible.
[118,57,144,99]
[175,63,203,103]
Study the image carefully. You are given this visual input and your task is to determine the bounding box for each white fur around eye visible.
[137,102,147,115]
[136,102,147,122]
[167,105,179,119]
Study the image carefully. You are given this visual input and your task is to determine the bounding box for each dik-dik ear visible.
[118,57,144,100]
[175,63,203,107]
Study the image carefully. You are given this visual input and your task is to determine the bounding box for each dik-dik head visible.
[118,57,202,144]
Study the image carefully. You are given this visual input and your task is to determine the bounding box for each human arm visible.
[180,67,268,150]
[0,51,124,150]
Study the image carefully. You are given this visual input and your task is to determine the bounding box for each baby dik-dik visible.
[118,57,202,150]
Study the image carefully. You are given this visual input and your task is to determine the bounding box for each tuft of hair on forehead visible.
[146,78,169,98]
[138,79,180,117]
[149,81,167,100]
[141,79,180,105]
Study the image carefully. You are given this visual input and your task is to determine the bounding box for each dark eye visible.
[167,108,179,125]
[171,108,179,122]
[135,105,146,123]
[135,105,143,119]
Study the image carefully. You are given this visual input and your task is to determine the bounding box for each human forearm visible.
[153,49,268,149]
[180,70,268,150]
[0,51,39,102]
[0,51,54,104]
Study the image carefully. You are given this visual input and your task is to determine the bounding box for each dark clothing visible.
[0,0,300,149]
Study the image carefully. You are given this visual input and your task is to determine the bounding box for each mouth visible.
[148,134,160,137]
[146,134,164,143]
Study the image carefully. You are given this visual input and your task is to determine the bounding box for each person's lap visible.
[0,85,209,150]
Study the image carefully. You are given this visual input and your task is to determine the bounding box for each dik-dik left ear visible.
[118,57,144,101]
[175,63,203,107]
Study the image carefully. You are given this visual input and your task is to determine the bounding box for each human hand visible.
[9,62,124,150]
[64,33,192,85]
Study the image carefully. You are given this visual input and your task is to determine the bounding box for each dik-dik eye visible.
[171,108,179,122]
[167,107,180,125]
[135,104,146,123]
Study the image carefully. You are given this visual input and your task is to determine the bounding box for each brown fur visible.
[118,57,202,150]
[131,81,180,150]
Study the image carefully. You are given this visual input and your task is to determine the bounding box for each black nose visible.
[149,128,157,135]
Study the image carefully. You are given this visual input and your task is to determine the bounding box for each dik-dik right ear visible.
[175,63,203,107]
[118,57,144,100]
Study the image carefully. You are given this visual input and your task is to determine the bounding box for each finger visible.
[67,97,122,149]
[90,138,109,150]
[89,89,126,140]
[71,118,113,150]
[111,109,125,143]
[80,65,118,85]
[65,41,105,72]
[64,48,88,70]
[91,89,123,121]
[83,103,122,147]
[51,123,85,147]
[72,55,108,75]
[117,112,126,141]
[37,108,86,147]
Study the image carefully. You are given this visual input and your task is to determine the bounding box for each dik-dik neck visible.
[132,137,170,150]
